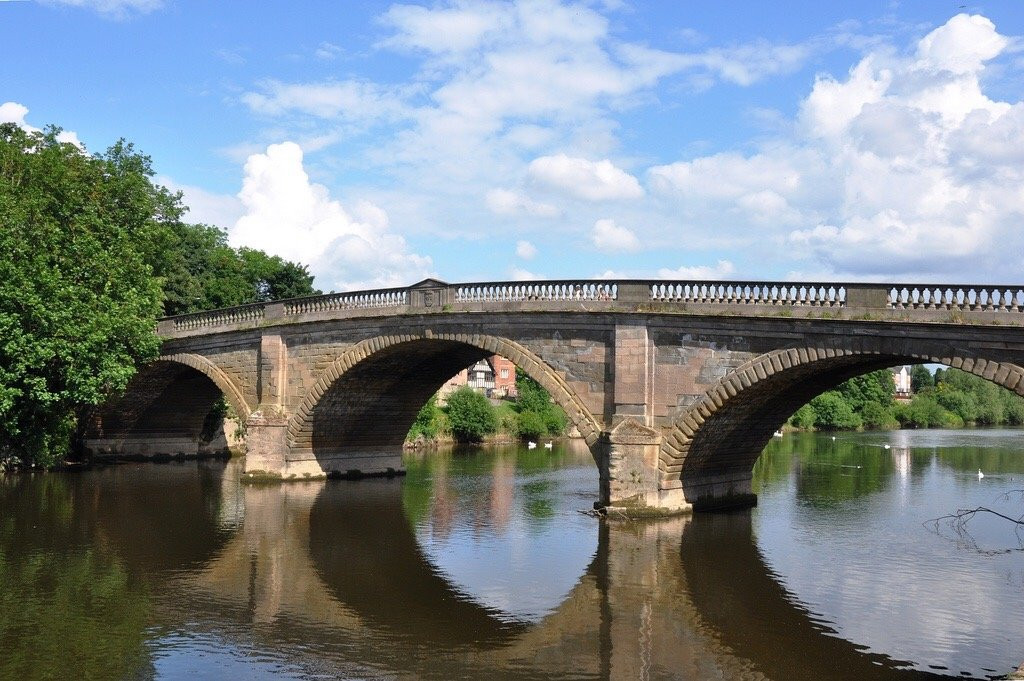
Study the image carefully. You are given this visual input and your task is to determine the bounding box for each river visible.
[1,430,1022,680]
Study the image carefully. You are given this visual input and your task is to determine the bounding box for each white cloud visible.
[650,14,1024,280]
[315,42,343,60]
[656,260,736,279]
[379,2,509,54]
[515,240,537,259]
[595,260,736,279]
[485,188,560,217]
[229,142,432,291]
[157,176,243,231]
[36,0,162,18]
[529,154,643,201]
[591,218,640,253]
[0,101,83,148]
[509,266,539,280]
[241,79,410,122]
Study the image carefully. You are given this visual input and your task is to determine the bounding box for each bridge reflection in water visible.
[114,453,949,681]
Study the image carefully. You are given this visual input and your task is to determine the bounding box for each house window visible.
[500,368,509,379]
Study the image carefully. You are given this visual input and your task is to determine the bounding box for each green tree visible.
[407,396,441,440]
[444,387,497,442]
[513,369,566,438]
[860,401,898,429]
[789,403,816,429]
[910,364,934,393]
[809,391,862,430]
[0,125,163,466]
[837,370,895,412]
[516,410,547,440]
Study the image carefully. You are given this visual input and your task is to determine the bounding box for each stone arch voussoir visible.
[287,333,602,448]
[159,352,253,420]
[662,335,1024,478]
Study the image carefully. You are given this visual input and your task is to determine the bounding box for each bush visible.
[934,389,978,424]
[444,387,497,442]
[809,391,862,430]
[516,411,547,440]
[789,404,816,429]
[904,396,949,428]
[407,396,441,440]
[513,369,566,439]
[860,401,898,429]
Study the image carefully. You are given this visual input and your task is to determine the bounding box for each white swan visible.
[978,469,984,479]
[883,444,891,450]
[527,441,537,449]
[544,441,553,449]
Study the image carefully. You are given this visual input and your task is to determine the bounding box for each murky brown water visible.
[1,432,1022,680]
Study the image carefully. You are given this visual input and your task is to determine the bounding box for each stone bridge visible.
[85,278,1024,514]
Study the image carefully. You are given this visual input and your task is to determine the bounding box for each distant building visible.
[436,355,518,405]
[891,365,912,400]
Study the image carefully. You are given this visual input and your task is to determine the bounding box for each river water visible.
[1,430,1022,680]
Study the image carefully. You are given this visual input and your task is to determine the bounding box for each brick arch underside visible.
[88,355,249,448]
[663,344,1024,490]
[288,335,602,457]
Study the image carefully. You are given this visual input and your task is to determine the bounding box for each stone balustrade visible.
[887,285,1024,311]
[282,288,408,315]
[647,282,846,306]
[157,279,1024,336]
[169,302,265,331]
[454,281,617,302]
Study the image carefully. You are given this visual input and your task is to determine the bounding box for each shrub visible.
[516,411,546,440]
[444,387,497,442]
[407,396,441,440]
[789,404,816,429]
[860,401,898,429]
[809,391,862,430]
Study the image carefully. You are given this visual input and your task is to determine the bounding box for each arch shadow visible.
[86,354,249,458]
[308,478,531,647]
[680,511,950,680]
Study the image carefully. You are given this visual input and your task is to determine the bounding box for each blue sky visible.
[3,0,1023,291]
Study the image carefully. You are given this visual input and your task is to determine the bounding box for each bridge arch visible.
[85,353,250,457]
[286,332,602,458]
[159,352,252,420]
[662,337,1024,506]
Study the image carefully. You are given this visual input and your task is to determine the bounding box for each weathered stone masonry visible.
[86,279,1024,514]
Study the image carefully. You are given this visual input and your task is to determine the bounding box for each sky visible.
[2,0,1024,292]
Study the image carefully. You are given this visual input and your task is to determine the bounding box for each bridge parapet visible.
[156,278,1024,339]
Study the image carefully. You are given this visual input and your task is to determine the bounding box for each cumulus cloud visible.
[229,142,432,291]
[529,154,643,201]
[0,101,83,148]
[485,188,560,217]
[515,240,537,259]
[591,218,640,253]
[157,176,244,231]
[651,14,1024,280]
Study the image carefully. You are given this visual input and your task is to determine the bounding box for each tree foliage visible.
[910,364,934,393]
[444,387,497,442]
[789,363,1024,432]
[149,222,317,316]
[808,391,862,430]
[0,125,164,465]
[0,123,319,466]
[513,369,566,439]
[407,395,441,440]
